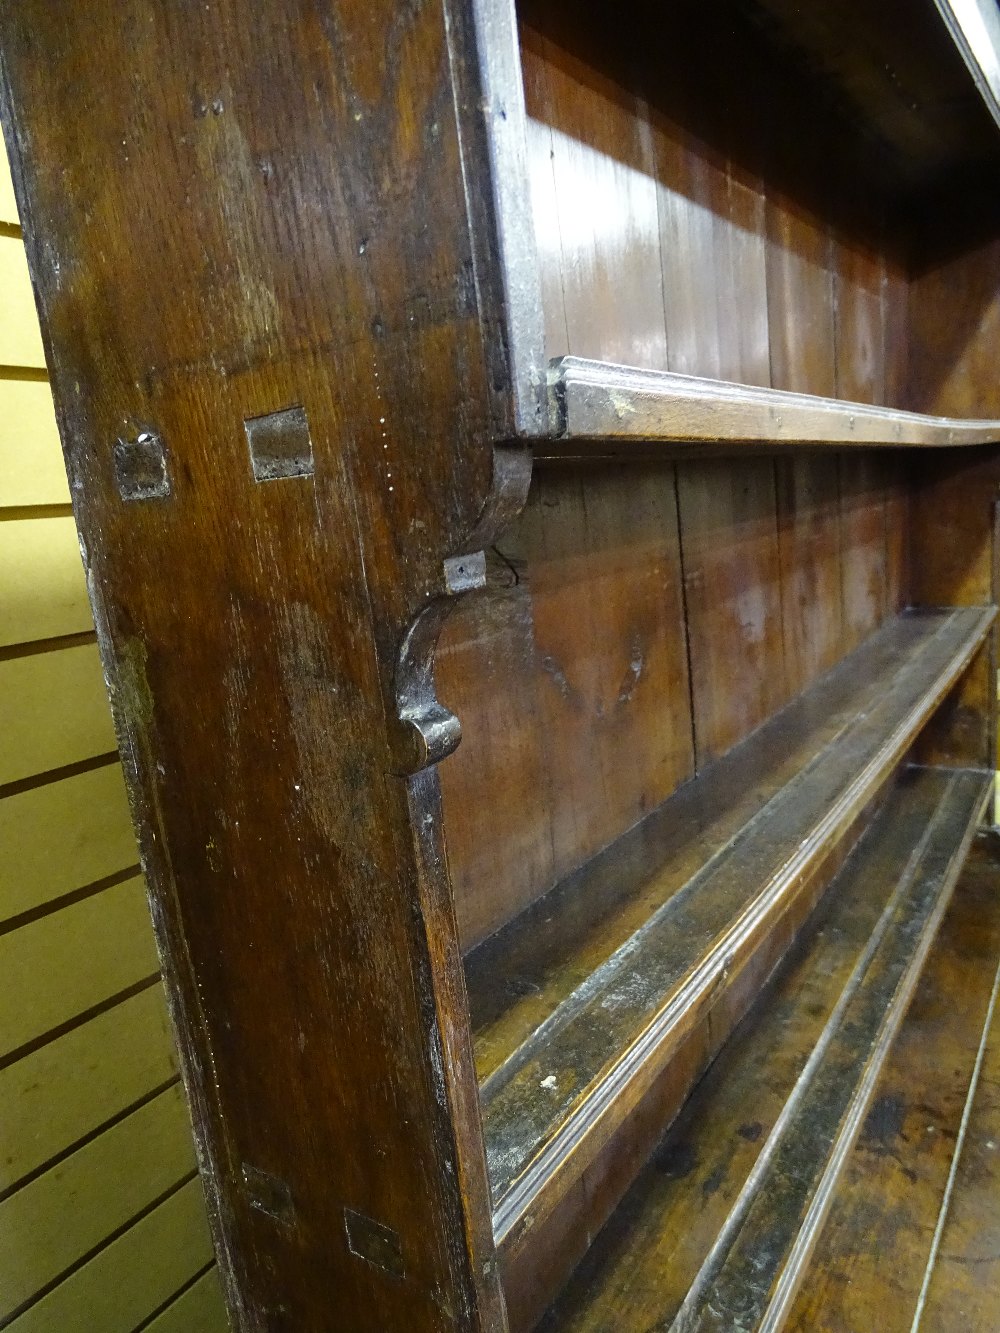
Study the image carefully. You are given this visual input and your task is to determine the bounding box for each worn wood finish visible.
[838,453,890,653]
[0,0,534,1327]
[467,611,970,1083]
[785,832,1000,1333]
[775,455,843,695]
[655,126,726,382]
[7,1,1000,1329]
[673,767,990,1333]
[520,17,667,370]
[438,462,693,952]
[918,854,1000,1331]
[677,457,787,764]
[910,450,1000,774]
[767,198,836,398]
[477,609,992,1273]
[537,767,991,1333]
[544,358,1000,450]
[834,237,885,406]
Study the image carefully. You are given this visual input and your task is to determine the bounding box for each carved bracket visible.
[393,441,532,773]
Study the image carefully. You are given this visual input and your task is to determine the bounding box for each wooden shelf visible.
[936,0,1000,136]
[543,358,1000,452]
[467,607,995,1276]
[538,764,993,1333]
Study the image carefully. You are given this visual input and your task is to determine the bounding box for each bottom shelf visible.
[536,764,991,1333]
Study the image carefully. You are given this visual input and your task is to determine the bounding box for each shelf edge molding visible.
[488,605,997,1261]
[934,0,1000,136]
[545,357,1000,448]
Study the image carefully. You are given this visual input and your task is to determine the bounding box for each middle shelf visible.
[542,358,1000,455]
[464,605,995,1266]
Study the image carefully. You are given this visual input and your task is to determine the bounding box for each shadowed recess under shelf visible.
[543,357,1000,450]
[466,606,995,1253]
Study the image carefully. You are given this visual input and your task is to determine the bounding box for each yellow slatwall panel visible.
[0,236,44,368]
[9,1177,213,1333]
[0,133,226,1332]
[0,984,177,1191]
[0,643,118,785]
[0,516,92,645]
[0,149,17,224]
[0,377,69,506]
[0,875,159,1058]
[146,1270,229,1333]
[0,1085,198,1321]
[0,762,138,922]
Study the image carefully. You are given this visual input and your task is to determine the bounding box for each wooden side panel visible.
[0,0,526,1324]
[766,196,836,396]
[908,237,1000,418]
[441,464,693,950]
[677,456,787,766]
[834,237,884,405]
[910,449,1000,771]
[521,32,571,365]
[716,163,770,387]
[526,466,693,884]
[885,454,911,614]
[881,255,909,410]
[839,453,889,653]
[775,455,843,696]
[0,122,222,1331]
[654,124,725,380]
[521,24,667,368]
[437,568,556,953]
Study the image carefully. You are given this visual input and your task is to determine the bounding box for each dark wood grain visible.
[775,455,843,695]
[655,125,726,382]
[919,847,1000,1331]
[839,453,889,652]
[476,609,993,1323]
[439,463,694,952]
[911,450,1000,773]
[8,3,1000,1330]
[536,766,990,1333]
[785,832,1000,1333]
[766,196,836,397]
[834,237,884,406]
[0,2,529,1327]
[436,561,556,953]
[677,457,787,765]
[521,19,667,370]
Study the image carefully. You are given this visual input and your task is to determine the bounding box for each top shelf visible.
[542,357,1000,453]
